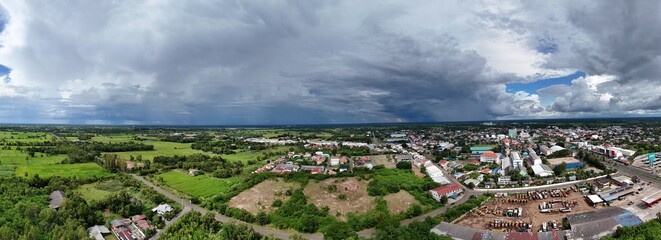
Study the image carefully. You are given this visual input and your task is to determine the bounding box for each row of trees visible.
[160,211,277,240]
[152,154,244,178]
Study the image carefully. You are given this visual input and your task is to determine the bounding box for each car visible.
[628,201,634,205]
[638,187,644,191]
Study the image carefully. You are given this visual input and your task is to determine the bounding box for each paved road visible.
[149,206,191,240]
[131,174,324,240]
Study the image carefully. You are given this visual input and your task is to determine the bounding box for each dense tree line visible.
[191,139,268,154]
[547,149,571,158]
[160,211,277,240]
[25,141,154,163]
[576,149,613,172]
[0,177,103,240]
[152,154,244,178]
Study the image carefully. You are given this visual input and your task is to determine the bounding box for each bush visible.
[396,161,412,170]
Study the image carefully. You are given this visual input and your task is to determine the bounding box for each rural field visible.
[157,171,241,198]
[14,163,112,179]
[0,131,53,143]
[303,177,375,220]
[76,179,124,202]
[383,190,420,214]
[0,165,15,177]
[111,141,218,160]
[0,149,67,165]
[229,179,301,214]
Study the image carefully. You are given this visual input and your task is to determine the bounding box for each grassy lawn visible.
[76,179,124,202]
[91,134,137,143]
[0,149,67,165]
[15,163,112,179]
[157,171,240,198]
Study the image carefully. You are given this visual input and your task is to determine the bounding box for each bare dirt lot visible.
[411,165,425,178]
[303,177,374,220]
[371,155,396,169]
[229,179,300,214]
[456,188,598,232]
[384,190,419,214]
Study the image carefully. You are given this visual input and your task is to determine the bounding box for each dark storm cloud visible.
[1,0,661,124]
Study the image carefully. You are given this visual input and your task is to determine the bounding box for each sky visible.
[0,1,661,125]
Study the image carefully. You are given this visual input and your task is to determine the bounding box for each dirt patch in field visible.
[371,155,396,169]
[229,179,300,214]
[411,165,425,178]
[303,177,374,220]
[384,190,419,214]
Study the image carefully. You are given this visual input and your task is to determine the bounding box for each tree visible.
[323,221,357,240]
[271,199,283,207]
[553,162,567,176]
[396,161,412,170]
[467,182,475,189]
[440,195,449,205]
[256,211,270,225]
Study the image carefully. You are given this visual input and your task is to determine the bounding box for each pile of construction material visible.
[488,219,532,232]
[539,199,578,213]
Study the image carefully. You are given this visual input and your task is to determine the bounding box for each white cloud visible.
[0,0,660,124]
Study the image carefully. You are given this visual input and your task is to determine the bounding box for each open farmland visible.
[384,190,420,214]
[303,177,375,220]
[0,165,15,177]
[111,141,218,161]
[14,163,112,179]
[0,131,53,143]
[0,149,66,165]
[229,179,301,214]
[157,170,240,198]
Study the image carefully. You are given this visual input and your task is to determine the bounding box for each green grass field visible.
[109,141,219,161]
[0,131,53,143]
[15,163,112,179]
[0,149,67,165]
[0,165,15,177]
[76,179,125,202]
[157,171,240,198]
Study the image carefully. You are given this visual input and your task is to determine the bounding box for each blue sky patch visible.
[507,71,585,94]
[0,64,11,83]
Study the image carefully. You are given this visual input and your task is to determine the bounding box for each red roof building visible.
[430,184,463,201]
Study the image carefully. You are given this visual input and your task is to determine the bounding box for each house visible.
[189,168,200,176]
[498,176,512,185]
[430,184,463,201]
[395,154,413,162]
[596,178,611,188]
[131,215,154,232]
[438,160,450,169]
[527,147,542,165]
[339,156,349,165]
[479,151,500,164]
[88,225,111,240]
[469,159,480,166]
[49,190,66,209]
[152,204,173,215]
[330,157,340,166]
[479,168,492,175]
